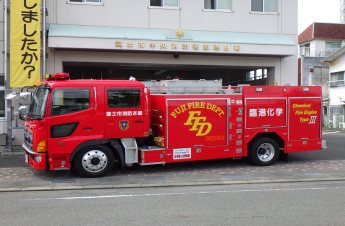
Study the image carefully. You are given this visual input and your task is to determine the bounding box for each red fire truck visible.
[20,73,324,177]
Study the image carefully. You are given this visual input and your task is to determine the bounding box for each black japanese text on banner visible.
[10,0,41,88]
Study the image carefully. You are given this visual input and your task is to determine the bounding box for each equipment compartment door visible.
[288,97,322,141]
[167,99,228,149]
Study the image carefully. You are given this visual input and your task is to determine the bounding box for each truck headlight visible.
[34,156,42,162]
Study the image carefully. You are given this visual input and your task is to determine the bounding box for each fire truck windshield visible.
[28,86,50,120]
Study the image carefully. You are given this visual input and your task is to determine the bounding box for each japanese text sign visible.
[10,0,41,87]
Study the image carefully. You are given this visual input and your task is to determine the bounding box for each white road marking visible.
[322,131,341,135]
[30,186,345,201]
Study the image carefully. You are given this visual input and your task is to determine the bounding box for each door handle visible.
[83,127,92,131]
[135,120,144,123]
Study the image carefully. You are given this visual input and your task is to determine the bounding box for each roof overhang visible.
[48,24,296,56]
[323,45,345,63]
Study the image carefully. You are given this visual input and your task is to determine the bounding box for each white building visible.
[298,23,345,89]
[323,47,345,129]
[298,23,345,129]
[2,0,298,145]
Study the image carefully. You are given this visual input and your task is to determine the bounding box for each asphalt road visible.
[1,181,345,226]
[289,130,345,161]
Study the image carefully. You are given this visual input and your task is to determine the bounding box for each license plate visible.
[25,154,28,164]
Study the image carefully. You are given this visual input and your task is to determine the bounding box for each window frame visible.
[149,0,180,9]
[67,0,103,6]
[325,41,342,55]
[250,0,278,14]
[203,0,233,12]
[107,89,141,109]
[51,88,91,117]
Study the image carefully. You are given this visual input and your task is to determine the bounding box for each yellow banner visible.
[10,0,41,88]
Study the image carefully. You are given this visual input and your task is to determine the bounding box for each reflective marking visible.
[30,186,345,201]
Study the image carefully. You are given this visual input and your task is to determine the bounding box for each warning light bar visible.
[46,72,70,81]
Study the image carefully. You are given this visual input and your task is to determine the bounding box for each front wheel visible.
[74,145,115,177]
[248,137,279,166]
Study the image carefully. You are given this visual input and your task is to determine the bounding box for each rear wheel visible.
[248,137,279,166]
[74,145,114,177]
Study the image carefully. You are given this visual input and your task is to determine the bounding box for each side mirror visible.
[5,92,18,100]
[18,105,28,120]
[19,92,32,105]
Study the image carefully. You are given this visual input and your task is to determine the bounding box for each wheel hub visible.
[82,150,108,173]
[257,143,275,162]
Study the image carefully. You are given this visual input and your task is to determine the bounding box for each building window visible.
[312,67,329,85]
[330,105,344,115]
[68,0,102,4]
[204,0,232,10]
[300,43,310,56]
[150,0,179,7]
[325,42,341,56]
[330,71,345,87]
[246,69,268,81]
[251,0,277,13]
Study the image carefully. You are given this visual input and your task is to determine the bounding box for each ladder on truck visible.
[144,79,242,94]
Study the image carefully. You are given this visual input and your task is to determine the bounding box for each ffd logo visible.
[184,111,212,136]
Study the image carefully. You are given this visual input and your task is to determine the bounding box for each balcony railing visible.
[300,48,340,57]
[329,80,345,87]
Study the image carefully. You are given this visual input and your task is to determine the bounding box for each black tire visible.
[248,137,279,166]
[74,145,114,177]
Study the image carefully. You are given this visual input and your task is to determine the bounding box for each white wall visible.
[329,87,345,105]
[47,0,297,34]
[328,53,345,129]
[329,53,345,73]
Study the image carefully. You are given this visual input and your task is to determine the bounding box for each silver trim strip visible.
[22,143,36,155]
[140,162,166,166]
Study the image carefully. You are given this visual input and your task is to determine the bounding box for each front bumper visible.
[22,143,47,170]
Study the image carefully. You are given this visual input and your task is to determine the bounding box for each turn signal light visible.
[36,140,47,153]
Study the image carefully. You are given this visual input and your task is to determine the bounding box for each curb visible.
[1,176,345,193]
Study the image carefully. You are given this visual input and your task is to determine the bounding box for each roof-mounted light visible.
[47,72,70,81]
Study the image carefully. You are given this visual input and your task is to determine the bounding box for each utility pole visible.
[341,0,345,23]
[4,0,13,152]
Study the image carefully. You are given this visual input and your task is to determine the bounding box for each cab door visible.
[47,87,95,156]
[104,87,149,138]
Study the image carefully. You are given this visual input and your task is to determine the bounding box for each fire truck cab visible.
[21,73,324,177]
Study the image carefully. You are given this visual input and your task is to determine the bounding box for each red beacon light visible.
[47,72,70,81]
